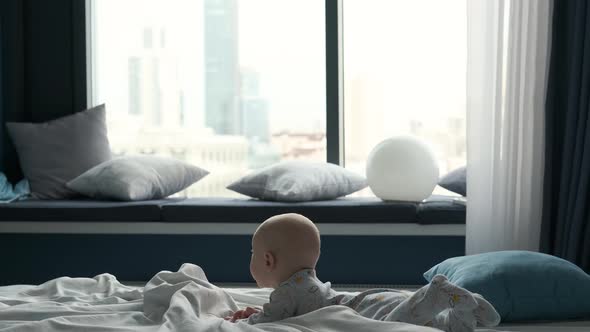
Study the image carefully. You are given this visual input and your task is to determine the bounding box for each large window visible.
[90,0,466,198]
[90,0,326,197]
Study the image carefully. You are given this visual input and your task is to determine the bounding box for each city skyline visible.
[92,0,466,197]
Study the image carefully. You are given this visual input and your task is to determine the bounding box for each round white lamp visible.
[366,136,439,201]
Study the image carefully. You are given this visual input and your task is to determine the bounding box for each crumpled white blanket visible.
[0,264,504,332]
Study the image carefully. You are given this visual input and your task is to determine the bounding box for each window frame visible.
[325,0,344,165]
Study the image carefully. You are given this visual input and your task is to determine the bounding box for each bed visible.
[1,264,588,332]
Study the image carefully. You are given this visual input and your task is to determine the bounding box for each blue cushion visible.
[424,251,590,322]
[161,197,418,223]
[438,166,466,196]
[0,199,180,222]
[417,195,466,224]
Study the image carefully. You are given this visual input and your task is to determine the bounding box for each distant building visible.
[127,26,182,128]
[127,55,162,126]
[204,0,241,135]
[120,21,250,197]
[242,98,270,142]
[271,131,326,162]
[344,75,385,162]
[240,69,270,142]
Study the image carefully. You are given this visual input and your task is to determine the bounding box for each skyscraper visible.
[240,68,270,142]
[128,26,188,128]
[128,57,142,116]
[242,98,270,142]
[204,0,241,135]
[127,56,162,126]
[127,27,163,126]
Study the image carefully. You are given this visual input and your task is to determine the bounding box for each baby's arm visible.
[244,287,295,324]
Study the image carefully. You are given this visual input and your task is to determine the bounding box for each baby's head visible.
[250,213,320,288]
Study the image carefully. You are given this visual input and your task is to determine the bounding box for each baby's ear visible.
[264,251,276,270]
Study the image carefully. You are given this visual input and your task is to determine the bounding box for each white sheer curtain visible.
[466,0,552,254]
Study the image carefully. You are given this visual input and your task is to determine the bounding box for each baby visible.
[226,213,500,332]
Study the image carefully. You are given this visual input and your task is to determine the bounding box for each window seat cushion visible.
[161,197,420,223]
[0,199,179,222]
[417,195,466,224]
[0,196,466,224]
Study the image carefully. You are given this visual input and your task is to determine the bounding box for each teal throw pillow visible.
[424,251,590,322]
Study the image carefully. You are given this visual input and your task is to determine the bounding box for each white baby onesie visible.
[245,269,342,324]
[244,270,500,332]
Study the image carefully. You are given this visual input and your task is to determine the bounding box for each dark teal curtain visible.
[0,0,87,182]
[541,0,590,272]
[0,18,3,171]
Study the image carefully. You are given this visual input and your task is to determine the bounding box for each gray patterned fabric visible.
[67,155,209,201]
[245,269,340,324]
[6,104,111,199]
[227,161,367,202]
[245,269,496,330]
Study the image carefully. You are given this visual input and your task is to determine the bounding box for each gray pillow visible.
[6,104,112,199]
[438,166,466,196]
[227,161,367,202]
[67,155,209,201]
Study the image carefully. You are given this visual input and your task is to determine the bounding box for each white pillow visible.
[227,161,367,202]
[67,155,208,201]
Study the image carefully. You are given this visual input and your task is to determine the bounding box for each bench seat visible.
[0,199,178,222]
[0,195,465,224]
[161,197,418,223]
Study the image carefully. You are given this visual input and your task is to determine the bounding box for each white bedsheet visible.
[0,264,439,332]
[1,264,588,332]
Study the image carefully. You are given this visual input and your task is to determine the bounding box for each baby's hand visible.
[225,307,260,322]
